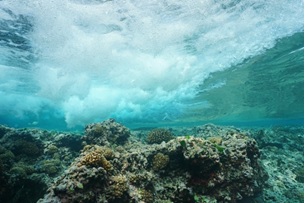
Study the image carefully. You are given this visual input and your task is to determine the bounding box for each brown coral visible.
[78,146,113,171]
[139,189,154,203]
[152,153,169,171]
[107,175,128,198]
[146,129,174,144]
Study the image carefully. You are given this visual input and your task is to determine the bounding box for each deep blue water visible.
[0,0,303,130]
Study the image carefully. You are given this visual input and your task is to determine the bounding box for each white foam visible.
[0,91,46,119]
[0,0,303,127]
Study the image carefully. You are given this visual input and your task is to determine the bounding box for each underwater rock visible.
[38,147,109,203]
[39,159,61,175]
[0,126,81,203]
[78,145,113,171]
[83,118,131,146]
[13,139,43,157]
[2,122,300,203]
[251,126,304,203]
[0,125,11,139]
[152,152,169,171]
[38,121,265,203]
[146,128,174,144]
[53,133,83,152]
[106,174,129,200]
[0,129,44,159]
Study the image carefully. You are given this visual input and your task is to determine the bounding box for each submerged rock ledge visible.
[0,119,267,203]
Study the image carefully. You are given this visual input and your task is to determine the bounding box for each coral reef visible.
[37,146,111,203]
[13,139,43,157]
[83,118,131,146]
[78,145,113,171]
[39,159,61,175]
[0,121,302,203]
[38,120,265,203]
[152,153,169,171]
[146,128,174,144]
[0,125,82,203]
[250,126,304,203]
[106,175,129,199]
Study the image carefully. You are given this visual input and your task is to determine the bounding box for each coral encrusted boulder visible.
[83,119,131,146]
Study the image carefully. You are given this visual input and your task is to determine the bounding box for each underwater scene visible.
[0,0,303,202]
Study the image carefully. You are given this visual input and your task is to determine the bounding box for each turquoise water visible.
[0,0,303,130]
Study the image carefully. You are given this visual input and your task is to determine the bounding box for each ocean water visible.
[0,0,303,130]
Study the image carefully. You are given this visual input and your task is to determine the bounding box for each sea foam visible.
[0,0,303,128]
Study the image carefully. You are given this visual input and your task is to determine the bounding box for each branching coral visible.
[78,146,113,171]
